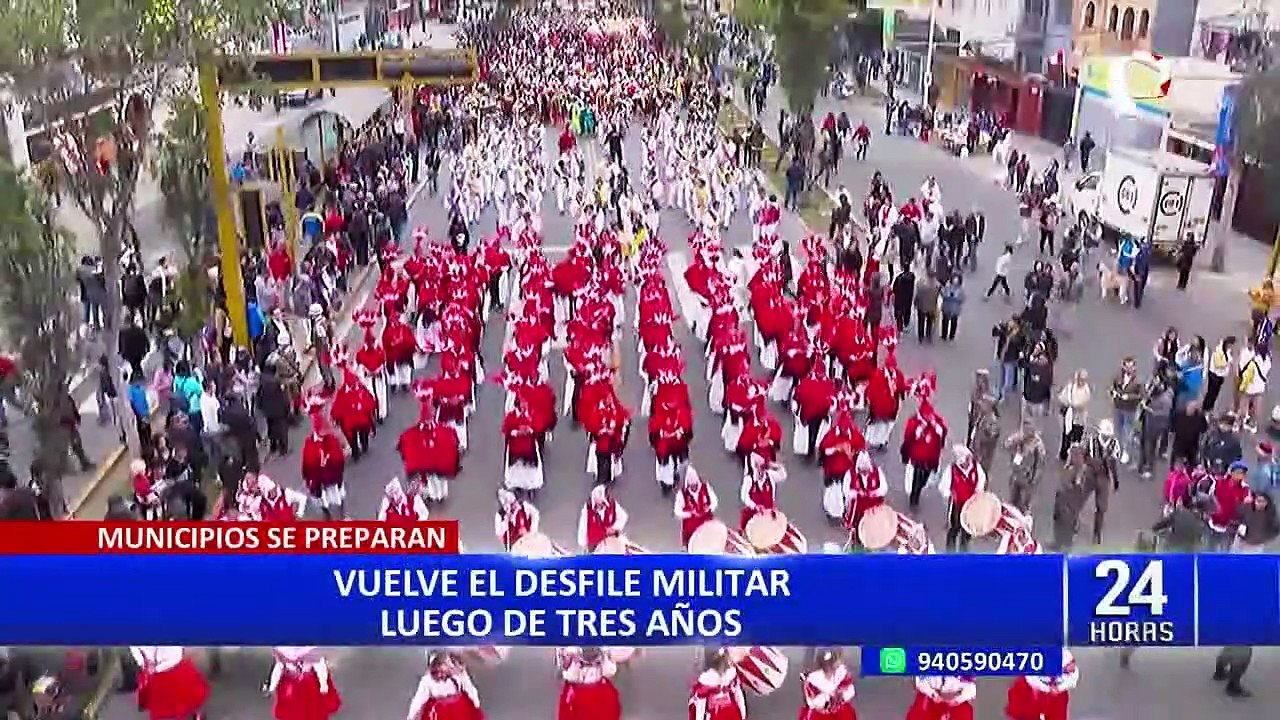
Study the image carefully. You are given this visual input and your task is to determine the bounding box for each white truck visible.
[1090,147,1217,250]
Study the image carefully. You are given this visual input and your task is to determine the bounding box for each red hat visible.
[1260,442,1274,456]
[355,307,378,329]
[411,378,434,402]
[304,392,327,413]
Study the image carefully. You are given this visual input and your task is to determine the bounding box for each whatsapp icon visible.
[879,647,907,674]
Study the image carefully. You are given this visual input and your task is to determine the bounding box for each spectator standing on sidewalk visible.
[127,372,153,456]
[914,273,940,343]
[939,276,965,341]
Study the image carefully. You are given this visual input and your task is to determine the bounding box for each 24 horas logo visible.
[1116,176,1139,214]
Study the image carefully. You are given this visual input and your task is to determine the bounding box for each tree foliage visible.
[654,0,689,48]
[151,91,214,340]
[0,161,82,514]
[1233,67,1280,210]
[734,0,845,114]
[1,0,294,450]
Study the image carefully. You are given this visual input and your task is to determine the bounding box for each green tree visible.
[654,0,689,49]
[151,92,214,346]
[734,0,845,114]
[1228,68,1280,273]
[0,0,293,451]
[0,162,82,515]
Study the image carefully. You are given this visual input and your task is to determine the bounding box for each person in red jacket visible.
[382,302,416,393]
[864,337,905,450]
[793,362,837,459]
[353,310,389,422]
[502,401,544,499]
[843,453,888,544]
[413,394,461,504]
[301,395,346,520]
[674,467,718,547]
[819,404,866,488]
[649,376,693,494]
[737,402,782,466]
[900,374,948,511]
[330,367,376,461]
[589,397,629,486]
[938,445,987,551]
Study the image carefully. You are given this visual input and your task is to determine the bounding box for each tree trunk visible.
[1211,162,1243,274]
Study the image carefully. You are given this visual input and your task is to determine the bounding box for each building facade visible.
[1070,0,1204,70]
[930,0,1027,61]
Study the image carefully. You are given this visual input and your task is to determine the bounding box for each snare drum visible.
[688,519,754,556]
[857,504,901,550]
[959,491,1003,537]
[511,532,569,558]
[595,535,649,555]
[727,646,789,696]
[744,511,808,554]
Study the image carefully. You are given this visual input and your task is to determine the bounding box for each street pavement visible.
[92,113,1278,719]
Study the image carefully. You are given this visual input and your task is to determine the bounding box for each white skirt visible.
[722,415,742,452]
[769,371,794,403]
[823,482,847,520]
[425,474,449,501]
[505,452,544,491]
[865,420,895,447]
[655,457,678,487]
[450,420,469,452]
[319,484,346,508]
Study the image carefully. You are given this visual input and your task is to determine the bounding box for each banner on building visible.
[1079,56,1171,116]
[1212,84,1238,177]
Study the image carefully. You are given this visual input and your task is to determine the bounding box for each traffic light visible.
[215,50,478,90]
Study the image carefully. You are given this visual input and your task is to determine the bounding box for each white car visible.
[1063,171,1102,225]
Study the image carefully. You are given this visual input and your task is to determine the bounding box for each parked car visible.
[273,88,324,111]
[1063,171,1101,226]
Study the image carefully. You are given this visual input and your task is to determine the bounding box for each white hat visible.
[1097,419,1115,436]
[308,303,324,317]
[385,478,405,497]
[274,646,317,662]
[855,452,873,472]
[684,468,702,485]
[590,485,608,503]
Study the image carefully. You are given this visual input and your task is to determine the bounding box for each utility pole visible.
[921,0,936,101]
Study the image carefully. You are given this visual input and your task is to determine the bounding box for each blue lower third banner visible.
[0,554,1066,646]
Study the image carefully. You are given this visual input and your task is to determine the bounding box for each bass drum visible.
[744,511,808,554]
[511,532,569,558]
[959,492,1003,537]
[727,646,789,696]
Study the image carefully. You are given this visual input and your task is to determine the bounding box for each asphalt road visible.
[97,113,1277,719]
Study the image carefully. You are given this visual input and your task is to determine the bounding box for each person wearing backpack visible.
[172,361,204,435]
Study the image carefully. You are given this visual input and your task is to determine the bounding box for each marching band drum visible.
[960,491,1040,554]
[726,647,790,697]
[594,535,650,555]
[685,520,789,695]
[511,531,571,559]
[686,519,755,556]
[857,504,936,555]
[743,510,808,555]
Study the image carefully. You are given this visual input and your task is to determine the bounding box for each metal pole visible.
[920,0,936,100]
[275,126,301,263]
[331,0,342,51]
[197,61,250,348]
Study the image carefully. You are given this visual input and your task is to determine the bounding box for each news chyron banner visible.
[1,523,1277,647]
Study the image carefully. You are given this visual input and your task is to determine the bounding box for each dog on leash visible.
[1097,262,1126,301]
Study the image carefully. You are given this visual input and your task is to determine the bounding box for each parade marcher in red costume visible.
[382,301,416,393]
[494,489,540,551]
[502,399,545,497]
[864,331,905,450]
[689,650,747,720]
[792,361,837,459]
[739,454,784,531]
[353,309,389,422]
[843,453,888,544]
[330,365,377,460]
[818,399,866,489]
[398,386,461,504]
[800,650,857,720]
[301,395,347,520]
[649,373,693,494]
[938,445,988,551]
[1005,649,1077,720]
[674,467,718,547]
[258,476,305,522]
[264,646,341,720]
[406,652,483,720]
[587,392,630,486]
[577,484,629,551]
[736,402,783,466]
[905,676,976,720]
[129,646,210,720]
[900,373,948,511]
[378,478,429,523]
[557,648,621,720]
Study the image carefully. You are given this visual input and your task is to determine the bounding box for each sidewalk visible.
[62,24,456,520]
